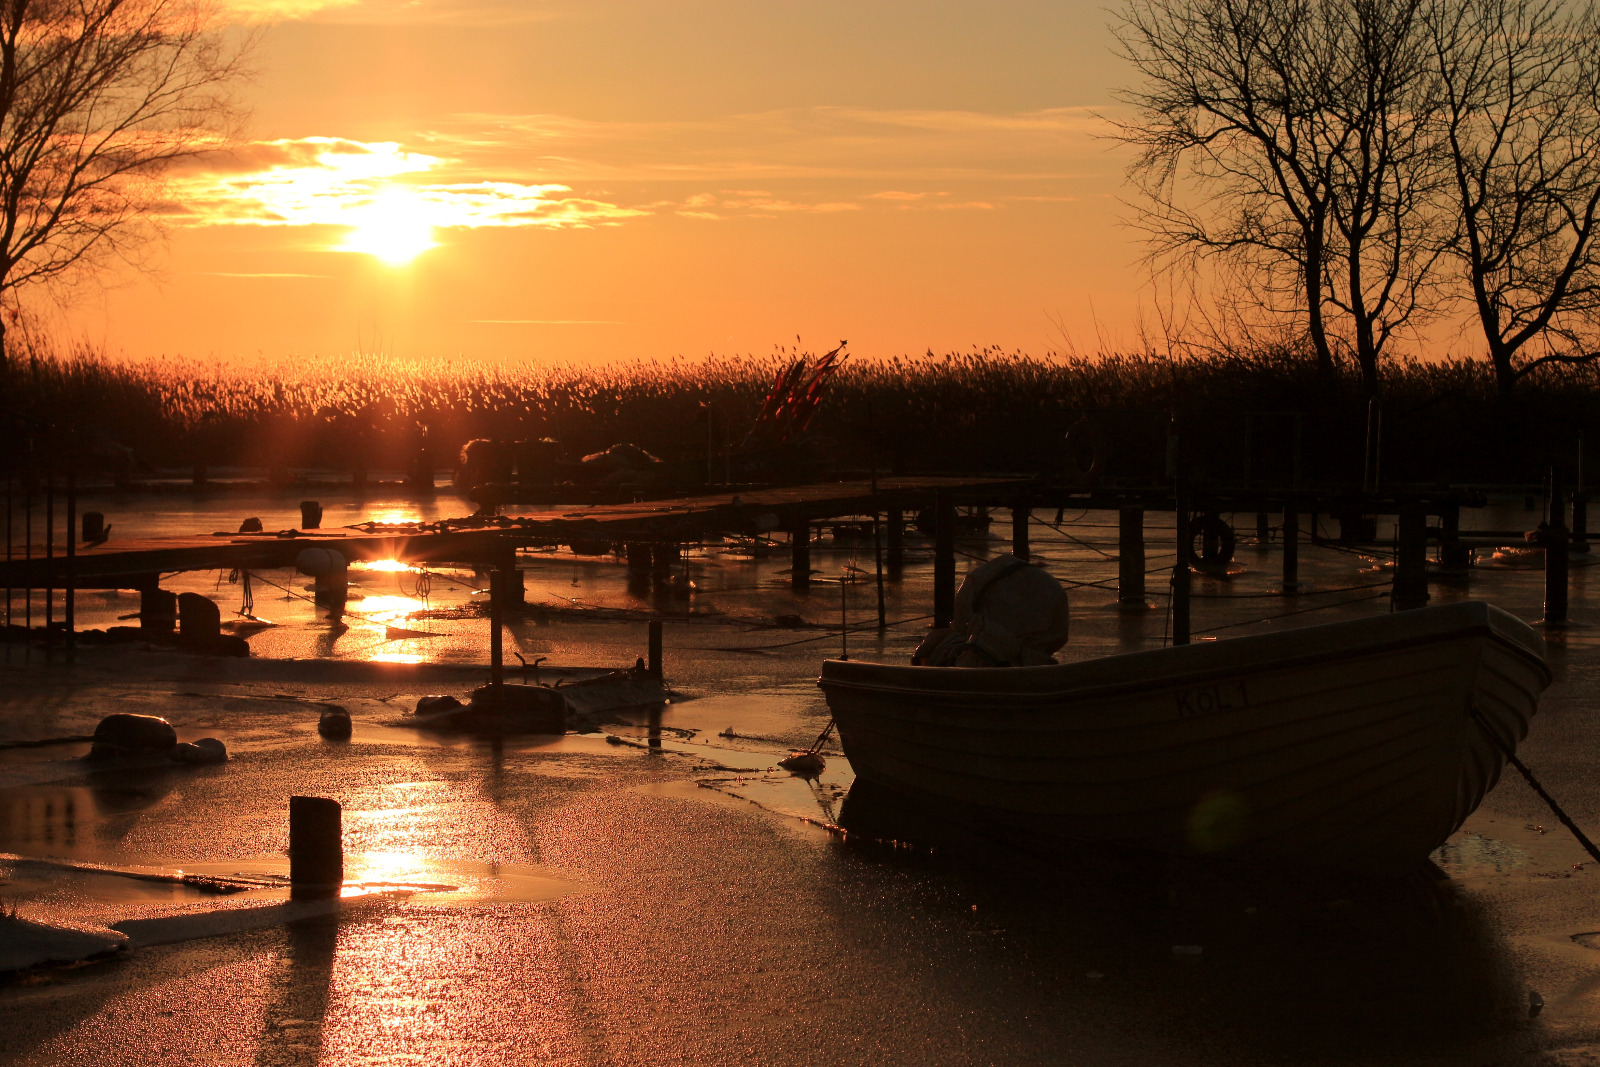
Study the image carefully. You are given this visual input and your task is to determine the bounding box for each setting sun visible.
[340,187,436,265]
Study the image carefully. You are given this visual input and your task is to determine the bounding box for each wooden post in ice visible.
[488,569,505,688]
[1010,497,1031,561]
[1118,507,1145,607]
[1546,485,1570,625]
[1172,498,1191,646]
[1393,503,1429,611]
[648,619,663,678]
[1282,504,1299,593]
[789,522,811,592]
[885,507,904,577]
[933,495,956,629]
[289,796,343,899]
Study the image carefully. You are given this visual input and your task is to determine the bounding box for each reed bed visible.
[6,345,1598,486]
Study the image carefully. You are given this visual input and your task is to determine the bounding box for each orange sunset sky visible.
[54,1,1144,365]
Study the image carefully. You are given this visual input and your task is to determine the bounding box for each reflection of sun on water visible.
[341,187,436,265]
[357,559,414,573]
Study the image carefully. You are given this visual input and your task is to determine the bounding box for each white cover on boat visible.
[918,554,1070,667]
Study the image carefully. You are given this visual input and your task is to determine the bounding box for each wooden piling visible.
[648,619,663,677]
[1256,510,1269,543]
[933,495,956,628]
[790,523,811,592]
[1172,500,1191,645]
[873,512,886,631]
[886,507,904,576]
[1573,492,1589,554]
[64,472,74,654]
[1546,492,1570,624]
[1118,507,1145,607]
[1282,505,1299,592]
[1440,505,1471,576]
[289,796,343,898]
[1011,497,1031,560]
[1394,503,1429,611]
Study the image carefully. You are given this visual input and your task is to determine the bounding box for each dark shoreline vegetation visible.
[9,346,1600,488]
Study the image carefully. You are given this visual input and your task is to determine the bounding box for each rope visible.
[1472,706,1600,865]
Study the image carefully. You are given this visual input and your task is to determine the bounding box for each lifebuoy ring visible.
[1064,419,1110,482]
[1190,514,1236,564]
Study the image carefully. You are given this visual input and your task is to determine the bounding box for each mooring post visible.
[1546,488,1570,624]
[289,795,343,899]
[933,495,956,628]
[1172,499,1191,645]
[1394,502,1429,611]
[885,506,904,577]
[488,569,505,688]
[648,618,663,678]
[1118,506,1145,607]
[1011,496,1031,561]
[789,522,811,592]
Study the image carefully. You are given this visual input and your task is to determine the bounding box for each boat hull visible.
[819,602,1551,870]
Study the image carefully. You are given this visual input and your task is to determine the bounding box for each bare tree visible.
[1428,0,1600,397]
[0,0,246,370]
[1112,0,1448,394]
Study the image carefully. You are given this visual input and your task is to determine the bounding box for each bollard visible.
[1282,506,1299,592]
[289,796,343,898]
[933,496,956,628]
[1394,504,1430,610]
[1118,507,1145,607]
[299,500,323,530]
[1546,502,1570,624]
[885,507,904,577]
[648,619,663,678]
[790,523,812,592]
[1011,497,1031,561]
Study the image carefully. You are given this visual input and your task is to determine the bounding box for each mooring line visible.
[1471,707,1600,865]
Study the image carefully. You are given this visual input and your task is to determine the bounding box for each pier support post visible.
[1546,494,1570,624]
[650,542,680,578]
[933,495,956,629]
[1011,497,1031,561]
[1118,507,1145,607]
[1256,510,1270,544]
[1282,505,1299,593]
[1394,503,1430,611]
[648,619,663,678]
[885,507,904,577]
[626,543,652,577]
[1172,501,1191,645]
[289,796,343,899]
[789,522,811,592]
[1574,492,1590,554]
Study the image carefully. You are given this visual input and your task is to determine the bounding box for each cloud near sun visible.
[152,106,1103,258]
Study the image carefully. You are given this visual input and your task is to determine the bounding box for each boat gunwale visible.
[818,602,1549,706]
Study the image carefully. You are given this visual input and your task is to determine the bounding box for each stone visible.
[415,695,464,716]
[466,684,568,733]
[317,707,352,740]
[89,714,177,761]
[173,737,227,765]
[177,592,221,641]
